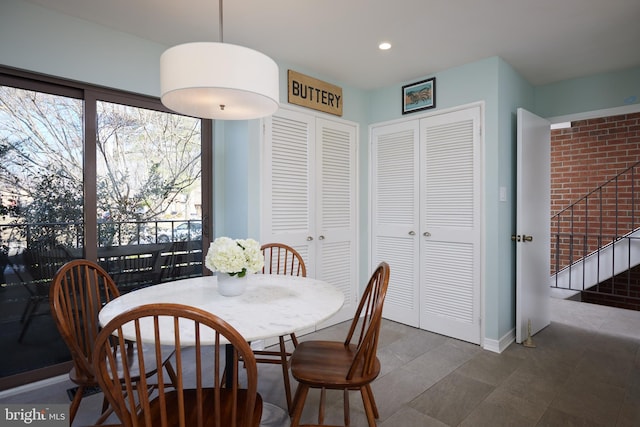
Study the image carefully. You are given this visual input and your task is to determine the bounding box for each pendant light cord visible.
[218,0,225,111]
[219,0,224,43]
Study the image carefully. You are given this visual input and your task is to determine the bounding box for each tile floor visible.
[2,296,640,426]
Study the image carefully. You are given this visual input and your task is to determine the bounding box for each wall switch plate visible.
[499,186,507,202]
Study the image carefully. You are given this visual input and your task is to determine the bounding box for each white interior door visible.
[315,117,358,325]
[516,108,551,343]
[262,109,316,274]
[262,108,358,329]
[419,107,482,344]
[371,121,421,327]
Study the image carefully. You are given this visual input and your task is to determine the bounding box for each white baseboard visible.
[483,328,515,353]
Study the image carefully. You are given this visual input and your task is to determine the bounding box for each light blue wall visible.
[0,0,165,96]
[367,57,526,342]
[3,0,640,347]
[366,59,639,344]
[535,66,640,118]
[213,121,251,239]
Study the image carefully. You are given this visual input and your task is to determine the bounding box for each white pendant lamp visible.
[160,0,279,120]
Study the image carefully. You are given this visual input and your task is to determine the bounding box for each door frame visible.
[368,101,485,344]
[547,104,640,126]
[260,105,360,329]
[515,104,640,344]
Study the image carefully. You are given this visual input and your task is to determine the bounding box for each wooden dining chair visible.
[93,303,263,427]
[49,259,177,425]
[261,242,307,277]
[18,244,74,342]
[289,262,390,427]
[256,242,306,412]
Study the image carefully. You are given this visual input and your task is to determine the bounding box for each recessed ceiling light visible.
[378,42,392,51]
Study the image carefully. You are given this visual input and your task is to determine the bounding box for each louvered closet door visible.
[262,108,358,327]
[262,109,315,274]
[419,107,481,344]
[315,118,357,325]
[371,121,421,327]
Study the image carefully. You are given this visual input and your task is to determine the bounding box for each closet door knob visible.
[318,235,325,240]
[307,236,313,241]
[408,231,416,236]
[423,232,431,237]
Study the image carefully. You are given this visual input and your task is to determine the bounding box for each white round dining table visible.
[99,274,345,344]
[98,274,344,427]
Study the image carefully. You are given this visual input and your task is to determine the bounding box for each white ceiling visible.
[22,0,640,90]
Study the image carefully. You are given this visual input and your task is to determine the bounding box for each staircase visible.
[550,161,640,308]
[551,228,640,290]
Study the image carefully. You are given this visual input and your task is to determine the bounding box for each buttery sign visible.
[287,70,343,116]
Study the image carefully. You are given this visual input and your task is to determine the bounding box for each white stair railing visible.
[551,229,640,290]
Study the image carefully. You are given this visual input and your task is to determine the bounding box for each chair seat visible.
[140,389,263,427]
[291,341,381,389]
[288,263,389,427]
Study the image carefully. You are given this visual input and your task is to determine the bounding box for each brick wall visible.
[551,113,640,271]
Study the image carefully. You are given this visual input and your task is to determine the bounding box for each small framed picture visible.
[402,77,436,114]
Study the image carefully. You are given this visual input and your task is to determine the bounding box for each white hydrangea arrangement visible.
[205,237,264,278]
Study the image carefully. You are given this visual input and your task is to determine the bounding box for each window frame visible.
[0,65,213,390]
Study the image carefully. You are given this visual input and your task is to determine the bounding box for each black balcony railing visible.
[1,219,203,286]
[0,219,203,385]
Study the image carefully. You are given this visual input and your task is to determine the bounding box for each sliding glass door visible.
[0,69,211,389]
[95,100,204,291]
[0,84,84,383]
